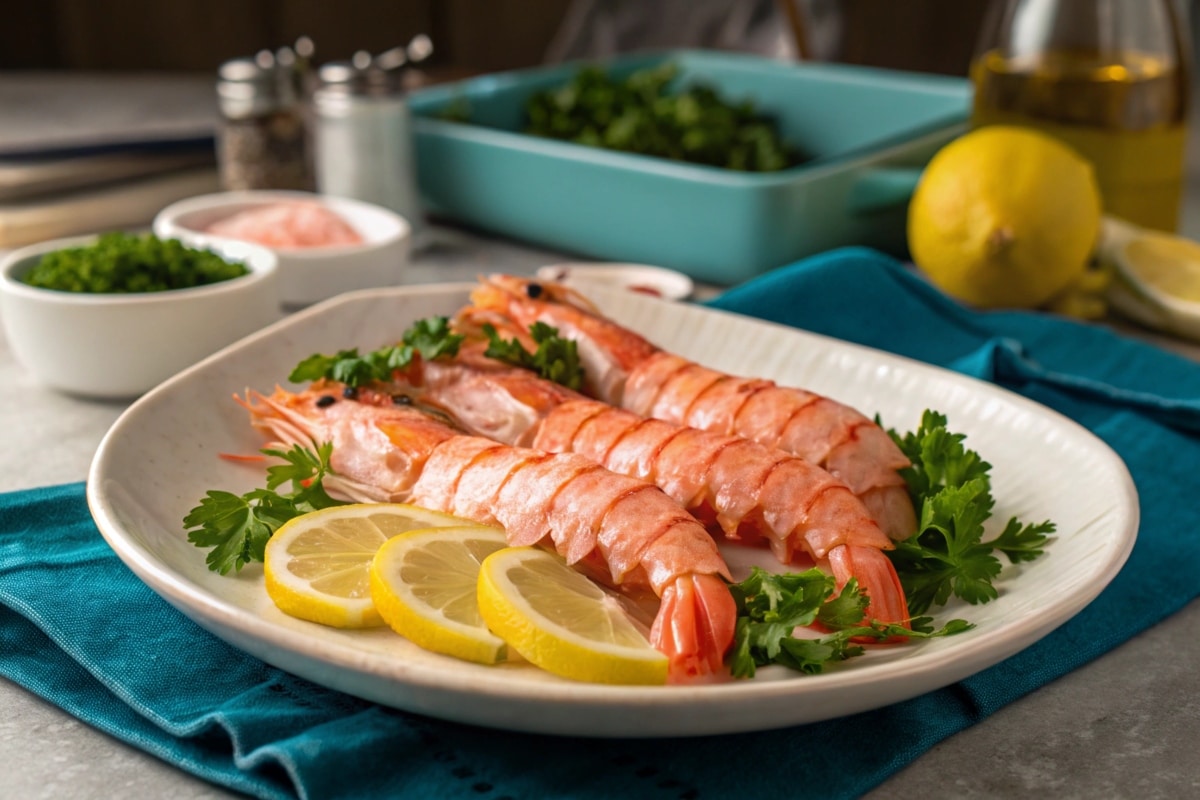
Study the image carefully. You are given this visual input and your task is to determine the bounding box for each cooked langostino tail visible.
[385,352,909,630]
[466,275,918,540]
[237,383,736,682]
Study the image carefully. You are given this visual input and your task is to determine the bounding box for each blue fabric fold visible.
[3,246,1199,800]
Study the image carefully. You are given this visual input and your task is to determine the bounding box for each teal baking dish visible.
[409,50,969,285]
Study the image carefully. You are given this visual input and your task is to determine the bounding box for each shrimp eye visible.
[392,394,413,405]
[315,395,337,408]
[342,386,358,400]
[526,282,543,299]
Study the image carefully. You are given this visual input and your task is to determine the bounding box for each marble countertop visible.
[6,57,1200,794]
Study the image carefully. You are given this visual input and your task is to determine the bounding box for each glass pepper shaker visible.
[215,52,314,192]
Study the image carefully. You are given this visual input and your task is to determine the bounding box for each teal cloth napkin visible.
[4,246,1200,800]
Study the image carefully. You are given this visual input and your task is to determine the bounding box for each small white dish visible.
[154,190,411,308]
[536,263,694,301]
[0,234,279,399]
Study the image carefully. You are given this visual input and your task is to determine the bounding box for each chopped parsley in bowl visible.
[0,232,279,398]
[20,232,249,294]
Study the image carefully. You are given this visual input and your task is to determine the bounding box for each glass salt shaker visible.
[311,46,425,233]
[215,52,314,191]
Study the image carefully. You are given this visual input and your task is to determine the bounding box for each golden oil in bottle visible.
[971,47,1188,231]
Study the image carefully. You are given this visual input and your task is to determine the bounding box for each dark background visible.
[0,0,992,78]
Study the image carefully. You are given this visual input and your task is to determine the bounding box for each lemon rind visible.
[265,567,383,628]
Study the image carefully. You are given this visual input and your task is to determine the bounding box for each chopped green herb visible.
[482,321,585,390]
[885,410,1055,616]
[21,232,248,293]
[525,62,800,172]
[436,95,472,123]
[184,442,345,574]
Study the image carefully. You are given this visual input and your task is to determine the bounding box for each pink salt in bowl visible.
[154,190,411,308]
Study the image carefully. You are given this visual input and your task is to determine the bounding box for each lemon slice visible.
[369,526,510,664]
[477,548,668,685]
[263,503,480,628]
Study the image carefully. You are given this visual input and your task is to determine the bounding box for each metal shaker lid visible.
[314,32,432,100]
[315,59,405,98]
[217,52,288,118]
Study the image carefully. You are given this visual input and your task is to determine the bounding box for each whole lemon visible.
[908,126,1102,309]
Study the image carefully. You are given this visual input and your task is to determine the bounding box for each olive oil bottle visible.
[971,0,1190,231]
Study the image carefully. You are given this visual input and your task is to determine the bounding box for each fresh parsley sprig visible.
[729,568,861,678]
[482,321,585,390]
[885,410,1055,616]
[289,345,411,388]
[184,442,345,574]
[728,567,970,678]
[288,317,464,387]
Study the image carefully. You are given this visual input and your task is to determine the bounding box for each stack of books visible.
[0,72,221,248]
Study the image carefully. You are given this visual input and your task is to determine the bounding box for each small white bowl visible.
[0,235,280,399]
[535,263,694,301]
[154,190,411,308]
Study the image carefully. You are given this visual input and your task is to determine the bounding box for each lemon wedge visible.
[1103,216,1200,341]
[1122,235,1200,303]
[369,525,510,665]
[263,503,480,628]
[477,548,668,685]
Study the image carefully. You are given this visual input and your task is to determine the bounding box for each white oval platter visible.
[88,282,1138,738]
